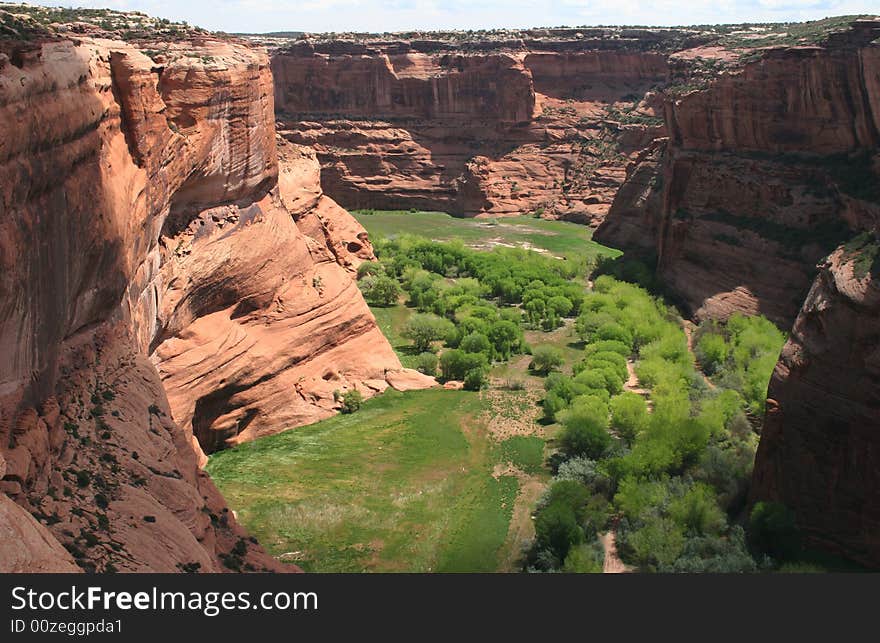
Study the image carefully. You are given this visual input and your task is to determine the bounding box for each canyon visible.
[0,10,430,572]
[0,4,878,572]
[269,18,880,567]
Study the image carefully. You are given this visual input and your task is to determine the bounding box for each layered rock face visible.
[596,18,880,565]
[272,36,671,222]
[0,27,427,572]
[752,248,880,567]
[597,20,880,324]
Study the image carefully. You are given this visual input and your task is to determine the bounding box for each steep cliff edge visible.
[752,247,880,567]
[596,18,880,325]
[0,13,428,572]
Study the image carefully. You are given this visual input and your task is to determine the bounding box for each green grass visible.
[496,436,545,475]
[368,303,418,367]
[354,210,620,263]
[208,388,524,572]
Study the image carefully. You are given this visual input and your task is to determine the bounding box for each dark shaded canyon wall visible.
[596,19,880,566]
[752,249,880,567]
[272,40,670,221]
[0,32,429,572]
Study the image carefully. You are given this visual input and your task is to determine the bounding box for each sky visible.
[18,0,880,34]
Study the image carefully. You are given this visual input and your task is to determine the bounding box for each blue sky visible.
[20,0,879,33]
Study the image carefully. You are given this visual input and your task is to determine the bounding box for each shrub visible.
[695,331,728,375]
[459,332,492,356]
[610,392,649,444]
[440,349,488,381]
[535,502,583,562]
[360,274,401,306]
[340,390,364,414]
[562,542,603,573]
[542,391,567,422]
[749,501,801,561]
[628,517,686,570]
[463,368,488,391]
[529,345,564,375]
[414,352,438,376]
[667,483,726,536]
[559,396,611,459]
[401,314,455,352]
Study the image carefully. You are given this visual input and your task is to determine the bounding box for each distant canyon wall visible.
[272,38,673,222]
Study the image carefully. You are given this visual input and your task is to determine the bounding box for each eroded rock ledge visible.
[0,29,430,572]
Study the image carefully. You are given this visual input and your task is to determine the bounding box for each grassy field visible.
[208,388,541,572]
[208,210,618,572]
[353,210,620,263]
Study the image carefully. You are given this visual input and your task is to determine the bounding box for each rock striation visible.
[0,19,429,572]
[751,247,880,567]
[594,17,880,565]
[272,34,673,222]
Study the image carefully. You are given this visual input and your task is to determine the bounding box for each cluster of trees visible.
[529,275,791,573]
[357,236,593,388]
[369,236,586,331]
[694,313,786,415]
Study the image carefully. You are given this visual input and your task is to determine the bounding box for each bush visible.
[542,391,567,422]
[610,392,649,444]
[695,331,728,375]
[359,274,401,306]
[535,503,583,562]
[402,314,455,352]
[529,345,564,375]
[463,368,488,391]
[440,349,488,381]
[559,396,612,459]
[459,332,492,356]
[628,517,686,570]
[414,352,438,376]
[749,501,801,561]
[562,542,603,573]
[340,389,363,414]
[667,483,726,536]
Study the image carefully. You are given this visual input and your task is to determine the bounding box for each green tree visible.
[530,345,564,375]
[360,274,401,306]
[559,396,611,459]
[340,389,363,414]
[459,332,492,356]
[401,314,454,352]
[610,392,649,444]
[439,349,488,381]
[414,352,438,376]
[535,503,583,561]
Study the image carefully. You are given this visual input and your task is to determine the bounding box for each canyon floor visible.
[207,212,614,572]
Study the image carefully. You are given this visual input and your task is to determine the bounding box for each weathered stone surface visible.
[0,29,430,572]
[272,40,668,221]
[751,249,880,567]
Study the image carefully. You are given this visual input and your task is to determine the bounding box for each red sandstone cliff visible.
[751,248,880,567]
[272,37,669,222]
[0,24,429,572]
[594,18,880,565]
[597,19,880,324]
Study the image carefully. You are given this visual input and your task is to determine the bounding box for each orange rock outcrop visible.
[0,29,429,572]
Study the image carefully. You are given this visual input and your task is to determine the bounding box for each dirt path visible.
[600,531,632,573]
